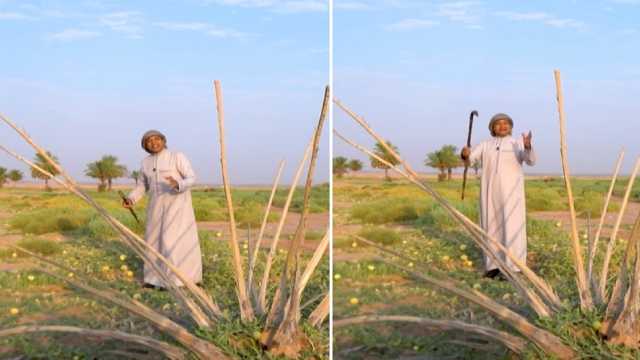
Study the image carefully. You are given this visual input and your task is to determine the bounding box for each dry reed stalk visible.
[554,69,594,311]
[599,157,640,300]
[0,325,187,360]
[308,292,329,328]
[334,130,555,317]
[213,80,254,321]
[588,149,625,287]
[0,143,218,326]
[334,315,528,355]
[248,159,285,299]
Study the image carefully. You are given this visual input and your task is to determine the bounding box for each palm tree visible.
[371,141,400,181]
[0,167,7,188]
[130,170,141,186]
[8,169,23,186]
[333,156,349,178]
[85,155,127,191]
[425,145,462,181]
[348,159,363,173]
[32,152,60,190]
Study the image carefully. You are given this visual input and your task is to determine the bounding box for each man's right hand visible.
[461,146,471,160]
[122,198,134,209]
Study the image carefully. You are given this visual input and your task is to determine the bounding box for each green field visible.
[0,186,329,359]
[333,175,640,359]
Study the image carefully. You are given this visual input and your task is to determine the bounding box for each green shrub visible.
[9,208,91,234]
[358,226,401,246]
[575,190,620,218]
[16,237,62,256]
[234,201,279,228]
[416,201,478,230]
[351,198,427,224]
[526,188,566,212]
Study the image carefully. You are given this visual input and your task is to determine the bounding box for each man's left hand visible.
[165,176,179,190]
[522,131,533,150]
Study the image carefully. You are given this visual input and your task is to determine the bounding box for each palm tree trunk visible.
[447,168,452,180]
[108,178,112,191]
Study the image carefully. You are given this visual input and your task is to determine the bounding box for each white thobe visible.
[127,149,202,287]
[468,136,536,271]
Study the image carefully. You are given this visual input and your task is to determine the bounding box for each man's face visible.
[145,135,165,154]
[493,119,512,137]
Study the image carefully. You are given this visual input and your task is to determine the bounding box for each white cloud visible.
[385,18,439,31]
[99,11,144,39]
[437,1,481,24]
[334,1,371,10]
[0,11,35,20]
[154,21,252,39]
[48,28,102,41]
[205,0,327,13]
[495,10,585,29]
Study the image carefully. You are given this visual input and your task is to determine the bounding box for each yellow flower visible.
[119,255,127,261]
[67,272,74,278]
[473,283,481,289]
[334,274,341,280]
[216,232,222,237]
[120,265,128,272]
[62,250,68,255]
[162,303,171,311]
[460,255,468,261]
[502,293,511,300]
[349,297,359,305]
[126,271,134,278]
[459,244,467,251]
[242,244,248,250]
[351,242,358,248]
[101,265,110,272]
[27,275,35,281]
[133,293,141,300]
[442,255,450,262]
[367,265,375,271]
[555,221,562,228]
[9,308,19,315]
[408,262,414,267]
[402,240,408,245]
[465,261,473,267]
[11,252,18,258]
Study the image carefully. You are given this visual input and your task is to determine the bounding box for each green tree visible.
[348,159,363,172]
[0,167,7,188]
[425,145,462,181]
[130,170,141,186]
[85,155,127,191]
[471,159,481,176]
[8,169,23,185]
[333,156,349,178]
[32,152,60,190]
[371,141,400,181]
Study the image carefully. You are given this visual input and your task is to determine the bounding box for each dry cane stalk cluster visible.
[334,70,640,358]
[0,82,330,359]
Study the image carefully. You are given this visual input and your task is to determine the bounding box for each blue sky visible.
[0,0,328,185]
[334,0,640,175]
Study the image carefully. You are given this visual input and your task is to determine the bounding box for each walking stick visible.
[461,110,478,200]
[118,190,141,225]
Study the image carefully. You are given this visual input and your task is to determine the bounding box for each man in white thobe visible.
[123,130,202,288]
[461,113,535,279]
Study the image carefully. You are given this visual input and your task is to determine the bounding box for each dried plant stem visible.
[0,325,187,360]
[248,159,285,300]
[334,316,527,355]
[213,80,254,321]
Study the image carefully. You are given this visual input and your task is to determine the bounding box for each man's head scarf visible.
[141,130,167,153]
[488,113,513,136]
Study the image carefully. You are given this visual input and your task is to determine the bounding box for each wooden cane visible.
[461,110,478,200]
[118,190,141,225]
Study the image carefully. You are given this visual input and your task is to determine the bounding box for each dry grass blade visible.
[295,231,328,300]
[373,255,575,359]
[0,325,187,360]
[0,143,219,326]
[332,103,562,312]
[553,69,594,311]
[308,292,329,328]
[248,159,285,297]
[334,129,556,317]
[264,85,329,357]
[588,149,625,288]
[599,157,640,301]
[11,246,228,360]
[333,315,528,355]
[213,80,254,322]
[258,141,313,314]
[602,211,640,336]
